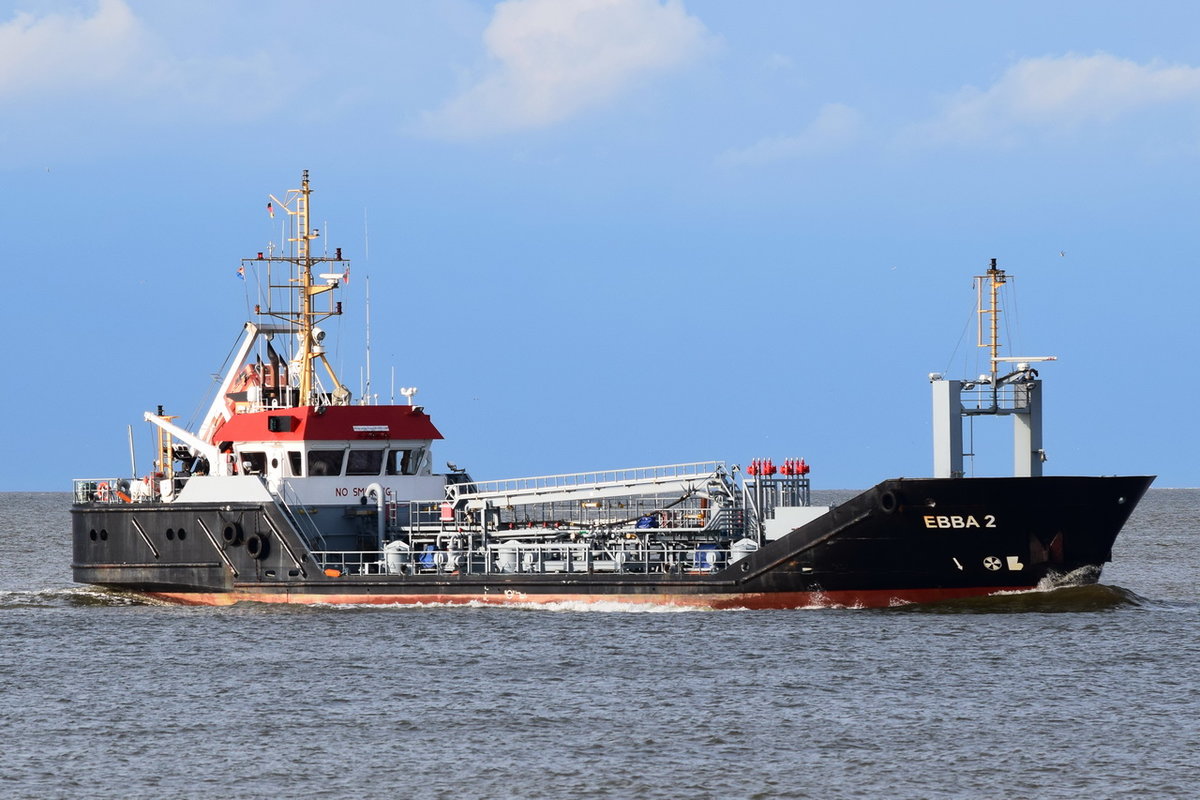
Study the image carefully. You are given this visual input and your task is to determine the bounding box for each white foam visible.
[0,586,165,607]
[308,597,710,613]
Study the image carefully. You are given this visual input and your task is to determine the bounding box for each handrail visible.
[72,478,152,504]
[271,480,329,550]
[309,540,754,577]
[447,461,728,507]
[959,383,1036,414]
[450,461,725,497]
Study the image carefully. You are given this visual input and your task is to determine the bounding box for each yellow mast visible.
[976,258,1007,386]
[154,407,177,480]
[296,173,315,403]
[255,170,349,407]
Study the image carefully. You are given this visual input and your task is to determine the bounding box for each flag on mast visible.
[266,202,274,218]
[236,266,245,280]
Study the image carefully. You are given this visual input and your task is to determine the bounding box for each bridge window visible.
[386,449,421,476]
[347,449,384,476]
[240,451,267,475]
[288,451,302,476]
[308,449,345,476]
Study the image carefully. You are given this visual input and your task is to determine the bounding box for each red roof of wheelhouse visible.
[212,405,444,444]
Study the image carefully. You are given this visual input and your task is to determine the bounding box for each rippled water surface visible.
[2,490,1197,799]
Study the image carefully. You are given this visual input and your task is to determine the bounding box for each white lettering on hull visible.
[922,514,998,529]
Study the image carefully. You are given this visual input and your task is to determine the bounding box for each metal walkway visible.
[446,461,730,510]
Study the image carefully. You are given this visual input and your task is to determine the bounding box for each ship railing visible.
[308,541,758,577]
[428,502,746,541]
[311,550,388,575]
[959,383,1036,414]
[701,506,745,537]
[271,481,329,551]
[446,461,729,509]
[383,500,446,533]
[485,541,753,575]
[741,482,763,539]
[73,478,157,504]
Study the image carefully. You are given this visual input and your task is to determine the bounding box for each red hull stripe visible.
[144,585,1023,609]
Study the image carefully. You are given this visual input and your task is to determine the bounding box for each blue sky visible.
[2,0,1197,490]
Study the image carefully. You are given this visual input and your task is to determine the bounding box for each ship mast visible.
[976,257,1006,390]
[251,170,351,407]
[931,258,1056,478]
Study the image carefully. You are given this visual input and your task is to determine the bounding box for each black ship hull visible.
[72,475,1152,609]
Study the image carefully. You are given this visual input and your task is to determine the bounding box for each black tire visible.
[878,490,900,514]
[221,522,244,546]
[245,533,269,560]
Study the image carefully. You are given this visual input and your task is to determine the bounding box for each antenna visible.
[362,207,372,405]
[365,274,372,404]
[253,170,351,407]
[128,424,137,478]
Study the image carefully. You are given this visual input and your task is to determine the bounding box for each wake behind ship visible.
[71,173,1152,608]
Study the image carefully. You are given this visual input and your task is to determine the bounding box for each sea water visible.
[1,490,1197,800]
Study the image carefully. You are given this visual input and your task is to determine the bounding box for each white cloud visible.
[419,0,716,138]
[0,0,281,119]
[0,0,161,100]
[920,52,1200,145]
[720,103,862,166]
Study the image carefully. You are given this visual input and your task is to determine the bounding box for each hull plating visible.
[72,475,1153,609]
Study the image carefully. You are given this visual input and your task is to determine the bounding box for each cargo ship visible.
[70,173,1152,608]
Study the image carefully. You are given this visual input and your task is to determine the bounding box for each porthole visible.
[89,529,98,541]
[99,529,108,541]
[166,528,176,540]
[178,528,187,541]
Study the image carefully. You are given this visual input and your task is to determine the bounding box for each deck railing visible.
[310,539,757,577]
[446,461,727,506]
[73,478,157,504]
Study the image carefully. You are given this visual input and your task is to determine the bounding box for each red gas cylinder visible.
[764,459,776,476]
[799,458,810,475]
